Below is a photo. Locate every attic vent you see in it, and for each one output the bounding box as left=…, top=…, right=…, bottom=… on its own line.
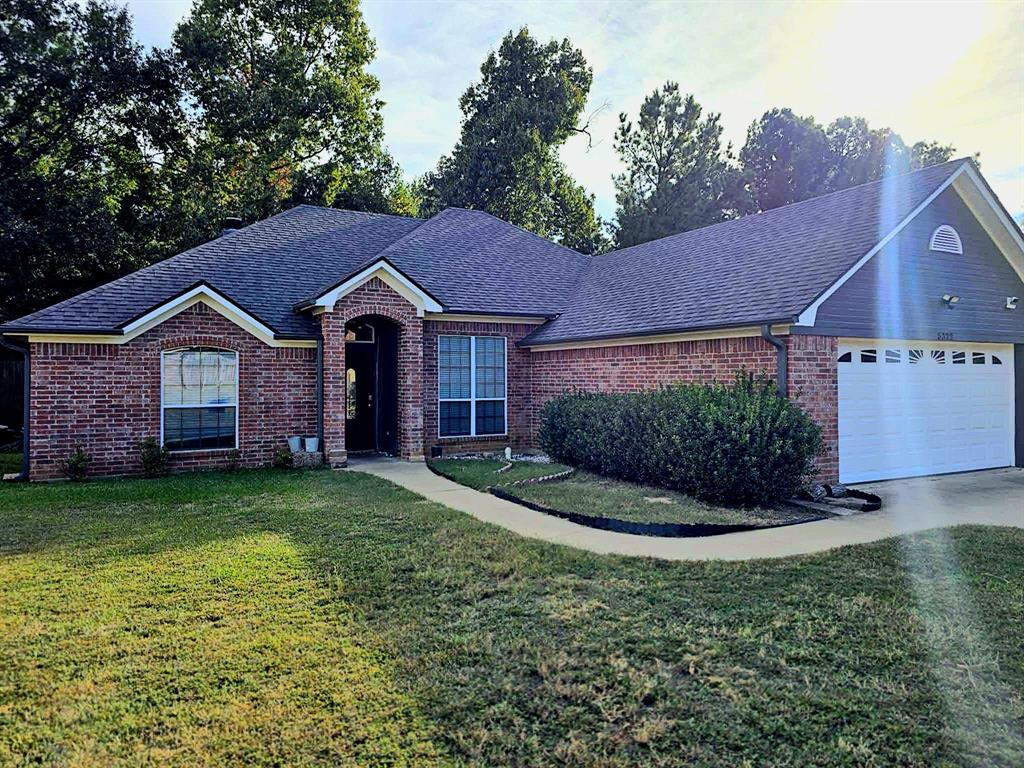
left=929, top=225, right=963, bottom=254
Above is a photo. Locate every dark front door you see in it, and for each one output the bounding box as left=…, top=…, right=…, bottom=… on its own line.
left=345, top=343, right=376, bottom=452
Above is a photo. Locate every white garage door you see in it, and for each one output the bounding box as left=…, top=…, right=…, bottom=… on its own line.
left=838, top=341, right=1015, bottom=483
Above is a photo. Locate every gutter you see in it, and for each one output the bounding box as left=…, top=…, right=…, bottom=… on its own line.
left=760, top=325, right=787, bottom=397
left=0, top=335, right=29, bottom=480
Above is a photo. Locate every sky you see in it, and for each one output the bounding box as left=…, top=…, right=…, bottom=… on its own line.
left=126, top=0, right=1024, bottom=221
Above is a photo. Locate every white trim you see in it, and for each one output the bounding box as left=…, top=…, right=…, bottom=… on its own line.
left=312, top=260, right=443, bottom=317
left=424, top=312, right=548, bottom=325
left=160, top=346, right=240, bottom=453
left=523, top=325, right=791, bottom=352
left=437, top=334, right=508, bottom=439
left=19, top=285, right=317, bottom=348
left=954, top=166, right=1024, bottom=283
left=796, top=164, right=969, bottom=327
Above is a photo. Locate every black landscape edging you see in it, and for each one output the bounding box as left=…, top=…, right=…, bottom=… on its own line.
left=487, top=486, right=827, bottom=539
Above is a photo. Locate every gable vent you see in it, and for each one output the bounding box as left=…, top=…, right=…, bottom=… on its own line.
left=929, top=225, right=963, bottom=254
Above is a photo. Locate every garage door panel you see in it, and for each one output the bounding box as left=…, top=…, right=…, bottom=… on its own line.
left=838, top=341, right=1014, bottom=483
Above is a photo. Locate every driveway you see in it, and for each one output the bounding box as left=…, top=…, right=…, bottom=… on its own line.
left=351, top=460, right=1024, bottom=562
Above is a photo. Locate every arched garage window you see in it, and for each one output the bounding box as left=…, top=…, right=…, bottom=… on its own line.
left=161, top=347, right=238, bottom=451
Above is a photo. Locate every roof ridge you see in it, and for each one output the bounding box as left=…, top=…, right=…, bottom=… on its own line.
left=289, top=203, right=424, bottom=223
left=440, top=206, right=589, bottom=260
left=599, top=157, right=970, bottom=261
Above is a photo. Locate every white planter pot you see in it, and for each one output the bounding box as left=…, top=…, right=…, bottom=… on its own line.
left=304, top=437, right=319, bottom=453
left=287, top=436, right=302, bottom=453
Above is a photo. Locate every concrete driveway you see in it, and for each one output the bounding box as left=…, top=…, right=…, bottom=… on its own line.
left=350, top=459, right=1024, bottom=562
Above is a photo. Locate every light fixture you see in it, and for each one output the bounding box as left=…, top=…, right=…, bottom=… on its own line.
left=1007, top=296, right=1019, bottom=310
left=942, top=294, right=961, bottom=308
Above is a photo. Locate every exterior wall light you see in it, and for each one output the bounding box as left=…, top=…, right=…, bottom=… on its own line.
left=941, top=294, right=961, bottom=308
left=1007, top=296, right=1019, bottom=310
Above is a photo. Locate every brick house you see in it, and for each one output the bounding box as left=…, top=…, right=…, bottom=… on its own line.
left=3, top=158, right=1023, bottom=483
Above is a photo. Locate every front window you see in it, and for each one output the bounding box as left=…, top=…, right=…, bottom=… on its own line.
left=438, top=335, right=506, bottom=437
left=162, top=348, right=238, bottom=451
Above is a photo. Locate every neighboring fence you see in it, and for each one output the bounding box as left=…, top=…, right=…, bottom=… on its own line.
left=0, top=355, right=24, bottom=433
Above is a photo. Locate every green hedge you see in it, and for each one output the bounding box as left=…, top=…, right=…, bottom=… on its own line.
left=538, top=374, right=822, bottom=507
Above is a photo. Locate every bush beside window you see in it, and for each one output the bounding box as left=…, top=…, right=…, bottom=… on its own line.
left=538, top=374, right=822, bottom=508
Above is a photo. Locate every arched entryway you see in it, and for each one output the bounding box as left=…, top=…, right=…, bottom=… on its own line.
left=344, top=314, right=399, bottom=455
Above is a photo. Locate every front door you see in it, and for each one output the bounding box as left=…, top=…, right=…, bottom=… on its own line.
left=345, top=343, right=376, bottom=452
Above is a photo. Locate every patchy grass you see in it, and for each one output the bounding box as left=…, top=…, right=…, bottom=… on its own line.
left=511, top=471, right=819, bottom=526
left=0, top=452, right=20, bottom=475
left=0, top=469, right=1021, bottom=767
left=427, top=457, right=569, bottom=490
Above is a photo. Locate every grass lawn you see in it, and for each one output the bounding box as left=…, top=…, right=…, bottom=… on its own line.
left=511, top=471, right=819, bottom=526
left=0, top=452, right=20, bottom=475
left=0, top=470, right=1022, bottom=766
left=427, top=457, right=569, bottom=490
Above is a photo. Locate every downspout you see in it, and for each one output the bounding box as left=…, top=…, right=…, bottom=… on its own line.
left=0, top=336, right=29, bottom=481
left=760, top=325, right=787, bottom=397
left=315, top=332, right=324, bottom=457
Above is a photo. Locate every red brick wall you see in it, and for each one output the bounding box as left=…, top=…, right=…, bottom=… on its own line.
left=422, top=320, right=537, bottom=455
left=320, top=277, right=424, bottom=465
left=29, top=303, right=316, bottom=480
left=787, top=334, right=839, bottom=482
left=530, top=336, right=778, bottom=438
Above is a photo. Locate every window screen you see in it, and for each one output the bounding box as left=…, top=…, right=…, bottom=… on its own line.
left=437, top=336, right=506, bottom=437
left=162, top=348, right=237, bottom=451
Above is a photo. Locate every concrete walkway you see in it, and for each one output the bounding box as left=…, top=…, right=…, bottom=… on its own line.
left=349, top=459, right=1024, bottom=562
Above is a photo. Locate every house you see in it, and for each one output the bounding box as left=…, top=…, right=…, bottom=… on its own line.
left=2, top=158, right=1022, bottom=484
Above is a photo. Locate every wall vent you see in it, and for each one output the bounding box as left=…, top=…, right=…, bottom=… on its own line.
left=929, top=224, right=963, bottom=254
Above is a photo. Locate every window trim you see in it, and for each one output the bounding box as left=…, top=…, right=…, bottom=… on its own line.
left=160, top=346, right=240, bottom=453
left=437, top=335, right=508, bottom=439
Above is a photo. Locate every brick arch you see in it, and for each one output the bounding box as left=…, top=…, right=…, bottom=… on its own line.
left=320, top=277, right=425, bottom=466
left=159, top=336, right=242, bottom=352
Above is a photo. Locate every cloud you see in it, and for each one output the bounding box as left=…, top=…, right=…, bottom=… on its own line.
left=124, top=0, right=1024, bottom=219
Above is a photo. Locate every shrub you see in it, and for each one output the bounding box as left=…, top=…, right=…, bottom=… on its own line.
left=272, top=446, right=294, bottom=469
left=539, top=374, right=822, bottom=507
left=138, top=438, right=169, bottom=478
left=61, top=446, right=91, bottom=482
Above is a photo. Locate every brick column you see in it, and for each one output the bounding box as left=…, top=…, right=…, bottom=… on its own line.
left=319, top=311, right=348, bottom=467
left=787, top=334, right=839, bottom=483
left=397, top=314, right=424, bottom=460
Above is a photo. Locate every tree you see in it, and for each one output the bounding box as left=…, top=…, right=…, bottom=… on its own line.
left=825, top=116, right=955, bottom=191
left=418, top=28, right=606, bottom=253
left=739, top=109, right=957, bottom=212
left=738, top=108, right=830, bottom=212
left=0, top=0, right=181, bottom=322
left=167, top=0, right=412, bottom=250
left=612, top=82, right=743, bottom=249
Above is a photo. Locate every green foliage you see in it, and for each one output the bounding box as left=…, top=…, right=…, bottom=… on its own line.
left=612, top=82, right=746, bottom=248
left=60, top=446, right=91, bottom=482
left=137, top=437, right=169, bottom=478
left=0, top=0, right=413, bottom=324
left=539, top=374, right=823, bottom=507
left=272, top=446, right=294, bottom=469
left=166, top=0, right=411, bottom=248
left=740, top=108, right=957, bottom=211
left=0, top=0, right=184, bottom=323
left=418, top=28, right=607, bottom=254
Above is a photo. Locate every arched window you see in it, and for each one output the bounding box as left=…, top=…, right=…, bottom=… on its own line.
left=161, top=347, right=238, bottom=451
left=929, top=225, right=963, bottom=254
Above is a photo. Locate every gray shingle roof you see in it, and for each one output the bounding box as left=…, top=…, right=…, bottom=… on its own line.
left=1, top=206, right=423, bottom=338
left=2, top=159, right=972, bottom=344
left=522, top=159, right=967, bottom=346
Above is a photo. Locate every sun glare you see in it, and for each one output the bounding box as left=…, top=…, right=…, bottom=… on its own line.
left=817, top=1, right=990, bottom=109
